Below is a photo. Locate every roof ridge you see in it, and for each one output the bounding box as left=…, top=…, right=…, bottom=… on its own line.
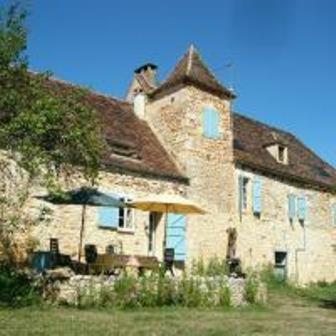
left=192, top=46, right=232, bottom=92
left=29, top=69, right=131, bottom=106
left=233, top=112, right=336, bottom=170
left=46, top=73, right=131, bottom=106
left=186, top=44, right=194, bottom=76
left=233, top=111, right=294, bottom=138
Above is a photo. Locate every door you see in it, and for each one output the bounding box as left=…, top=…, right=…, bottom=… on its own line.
left=148, top=212, right=158, bottom=255
left=274, top=251, right=288, bottom=280
left=166, top=213, right=186, bottom=261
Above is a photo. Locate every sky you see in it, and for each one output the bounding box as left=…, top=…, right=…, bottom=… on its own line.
left=4, top=0, right=336, bottom=166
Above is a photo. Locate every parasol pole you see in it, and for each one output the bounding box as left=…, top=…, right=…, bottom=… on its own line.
left=78, top=203, right=87, bottom=263
left=163, top=203, right=168, bottom=252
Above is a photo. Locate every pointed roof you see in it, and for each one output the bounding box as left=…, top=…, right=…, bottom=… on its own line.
left=151, top=45, right=236, bottom=99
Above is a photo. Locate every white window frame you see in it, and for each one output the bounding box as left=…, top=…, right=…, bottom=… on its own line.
left=118, top=197, right=134, bottom=231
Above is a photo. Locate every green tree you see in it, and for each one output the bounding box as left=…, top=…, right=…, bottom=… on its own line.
left=0, top=2, right=103, bottom=184
left=0, top=3, right=104, bottom=265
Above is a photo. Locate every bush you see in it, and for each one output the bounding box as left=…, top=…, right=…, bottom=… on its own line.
left=71, top=270, right=234, bottom=309
left=113, top=274, right=138, bottom=308
left=0, top=266, right=41, bottom=307
left=245, top=272, right=260, bottom=304
left=191, top=257, right=229, bottom=277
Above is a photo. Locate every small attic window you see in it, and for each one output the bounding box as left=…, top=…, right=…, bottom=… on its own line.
left=278, top=146, right=285, bottom=163
left=265, top=143, right=288, bottom=165
left=106, top=138, right=141, bottom=160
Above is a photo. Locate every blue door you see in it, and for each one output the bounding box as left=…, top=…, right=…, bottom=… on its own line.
left=166, top=213, right=186, bottom=261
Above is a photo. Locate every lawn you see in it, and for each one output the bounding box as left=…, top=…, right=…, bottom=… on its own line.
left=0, top=292, right=335, bottom=336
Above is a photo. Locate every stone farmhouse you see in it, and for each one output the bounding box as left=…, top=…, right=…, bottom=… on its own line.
left=29, top=45, right=336, bottom=284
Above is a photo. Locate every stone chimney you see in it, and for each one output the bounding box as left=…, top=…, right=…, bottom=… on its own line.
left=134, top=63, right=158, bottom=87
left=125, top=63, right=158, bottom=103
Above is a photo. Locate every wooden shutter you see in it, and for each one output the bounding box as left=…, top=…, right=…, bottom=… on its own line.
left=332, top=204, right=336, bottom=227
left=297, top=196, right=307, bottom=221
left=203, top=107, right=219, bottom=139
left=166, top=213, right=186, bottom=261
left=98, top=193, right=121, bottom=228
left=288, top=194, right=296, bottom=220
left=253, top=177, right=262, bottom=214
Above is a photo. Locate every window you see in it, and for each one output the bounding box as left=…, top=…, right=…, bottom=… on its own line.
left=98, top=196, right=134, bottom=230
left=278, top=146, right=285, bottom=163
left=148, top=212, right=159, bottom=255
left=266, top=143, right=288, bottom=164
left=239, top=176, right=249, bottom=212
left=118, top=198, right=134, bottom=230
left=203, top=107, right=220, bottom=139
left=242, top=177, right=249, bottom=210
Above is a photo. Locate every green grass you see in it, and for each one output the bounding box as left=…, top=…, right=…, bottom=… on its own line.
left=0, top=292, right=335, bottom=336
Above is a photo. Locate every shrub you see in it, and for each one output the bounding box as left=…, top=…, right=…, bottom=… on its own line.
left=218, top=280, right=231, bottom=307
left=0, top=266, right=41, bottom=307
left=177, top=275, right=206, bottom=307
left=191, top=257, right=229, bottom=277
left=113, top=274, right=138, bottom=308
left=245, top=272, right=259, bottom=304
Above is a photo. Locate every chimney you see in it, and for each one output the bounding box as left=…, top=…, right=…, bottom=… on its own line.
left=125, top=63, right=158, bottom=104
left=134, top=63, right=158, bottom=87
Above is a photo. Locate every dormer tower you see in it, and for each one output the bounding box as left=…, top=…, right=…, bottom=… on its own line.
left=145, top=45, right=237, bottom=262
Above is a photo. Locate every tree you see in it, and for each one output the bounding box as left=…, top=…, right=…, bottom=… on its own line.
left=0, top=3, right=104, bottom=264
left=0, top=3, right=103, bottom=184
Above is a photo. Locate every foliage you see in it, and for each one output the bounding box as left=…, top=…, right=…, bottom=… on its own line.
left=0, top=265, right=41, bottom=307
left=0, top=3, right=103, bottom=183
left=73, top=271, right=233, bottom=309
left=245, top=272, right=260, bottom=304
left=0, top=2, right=104, bottom=264
left=191, top=257, right=230, bottom=277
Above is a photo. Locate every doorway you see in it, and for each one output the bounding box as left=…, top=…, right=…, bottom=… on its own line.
left=148, top=212, right=158, bottom=256
left=274, top=251, right=288, bottom=280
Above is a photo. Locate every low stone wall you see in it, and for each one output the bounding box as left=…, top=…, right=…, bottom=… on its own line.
left=40, top=267, right=267, bottom=307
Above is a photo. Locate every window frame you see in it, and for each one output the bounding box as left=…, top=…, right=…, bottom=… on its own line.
left=118, top=197, right=135, bottom=231
left=242, top=177, right=249, bottom=211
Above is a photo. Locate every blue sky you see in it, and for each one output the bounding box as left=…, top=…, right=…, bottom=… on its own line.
left=7, top=0, right=336, bottom=166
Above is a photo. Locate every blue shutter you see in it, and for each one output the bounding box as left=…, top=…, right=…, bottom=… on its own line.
left=253, top=177, right=262, bottom=214
left=166, top=213, right=186, bottom=261
left=203, top=107, right=219, bottom=139
left=288, top=194, right=296, bottom=220
left=98, top=193, right=120, bottom=228
left=211, top=108, right=220, bottom=138
left=297, top=196, right=307, bottom=221
left=332, top=204, right=336, bottom=227
left=98, top=206, right=119, bottom=228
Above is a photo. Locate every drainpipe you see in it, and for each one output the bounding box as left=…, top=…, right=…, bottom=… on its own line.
left=294, top=222, right=307, bottom=283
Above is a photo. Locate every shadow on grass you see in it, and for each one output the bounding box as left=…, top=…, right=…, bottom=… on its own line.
left=319, top=299, right=336, bottom=310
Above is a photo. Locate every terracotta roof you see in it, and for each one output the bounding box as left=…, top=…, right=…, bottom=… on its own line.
left=151, top=45, right=236, bottom=99
left=45, top=78, right=187, bottom=183
left=233, top=113, right=336, bottom=191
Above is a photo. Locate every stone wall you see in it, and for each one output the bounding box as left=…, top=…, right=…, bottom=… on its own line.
left=146, top=86, right=236, bottom=263
left=145, top=84, right=336, bottom=284
left=234, top=166, right=336, bottom=284
left=29, top=171, right=186, bottom=262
